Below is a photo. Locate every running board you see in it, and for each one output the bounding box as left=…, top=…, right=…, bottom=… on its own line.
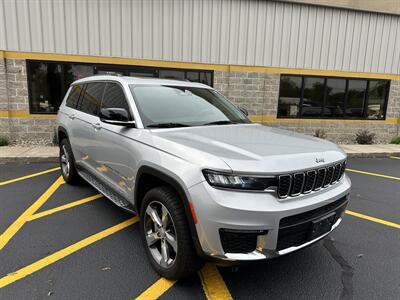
left=79, top=169, right=135, bottom=213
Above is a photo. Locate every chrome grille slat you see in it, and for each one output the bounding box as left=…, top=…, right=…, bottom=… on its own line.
left=277, top=160, right=346, bottom=199
left=303, top=170, right=317, bottom=193
left=278, top=174, right=292, bottom=199
left=291, top=172, right=305, bottom=196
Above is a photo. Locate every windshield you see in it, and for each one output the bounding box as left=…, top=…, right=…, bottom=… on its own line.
left=129, top=85, right=250, bottom=128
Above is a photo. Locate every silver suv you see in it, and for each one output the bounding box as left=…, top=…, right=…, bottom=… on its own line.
left=57, top=75, right=351, bottom=279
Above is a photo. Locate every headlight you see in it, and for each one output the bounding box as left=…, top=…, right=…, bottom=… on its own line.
left=202, top=170, right=277, bottom=191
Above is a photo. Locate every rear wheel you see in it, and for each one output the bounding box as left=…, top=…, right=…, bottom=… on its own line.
left=140, top=186, right=203, bottom=279
left=59, top=139, right=80, bottom=184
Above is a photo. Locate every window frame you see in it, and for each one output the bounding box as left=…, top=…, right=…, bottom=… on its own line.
left=277, top=74, right=391, bottom=120
left=100, top=81, right=135, bottom=122
left=77, top=81, right=105, bottom=117
left=27, top=60, right=214, bottom=114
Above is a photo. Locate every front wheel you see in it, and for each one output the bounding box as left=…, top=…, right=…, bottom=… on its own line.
left=140, top=186, right=203, bottom=279
left=59, top=139, right=80, bottom=184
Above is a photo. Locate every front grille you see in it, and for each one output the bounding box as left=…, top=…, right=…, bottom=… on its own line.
left=291, top=173, right=305, bottom=196
left=220, top=229, right=265, bottom=253
left=277, top=160, right=346, bottom=199
left=277, top=196, right=348, bottom=250
left=278, top=175, right=292, bottom=198
left=303, top=170, right=316, bottom=193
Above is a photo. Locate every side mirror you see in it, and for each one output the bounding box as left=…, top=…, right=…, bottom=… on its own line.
left=238, top=106, right=249, bottom=116
left=100, top=108, right=136, bottom=127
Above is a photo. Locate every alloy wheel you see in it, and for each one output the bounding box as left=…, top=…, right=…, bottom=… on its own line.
left=60, top=145, right=70, bottom=178
left=144, top=201, right=178, bottom=268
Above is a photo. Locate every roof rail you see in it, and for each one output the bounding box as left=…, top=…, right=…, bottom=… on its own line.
left=93, top=72, right=123, bottom=77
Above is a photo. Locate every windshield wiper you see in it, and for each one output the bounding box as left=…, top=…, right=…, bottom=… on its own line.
left=147, top=122, right=191, bottom=128
left=203, top=120, right=238, bottom=126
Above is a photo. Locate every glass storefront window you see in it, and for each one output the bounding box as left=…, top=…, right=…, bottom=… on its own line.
left=277, top=76, right=302, bottom=117
left=29, top=61, right=64, bottom=113
left=277, top=75, right=389, bottom=120
left=302, top=77, right=325, bottom=117
left=346, top=80, right=366, bottom=118
left=27, top=60, right=213, bottom=114
left=367, top=80, right=387, bottom=119
left=325, top=78, right=346, bottom=117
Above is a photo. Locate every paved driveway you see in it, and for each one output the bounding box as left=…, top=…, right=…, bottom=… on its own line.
left=0, top=158, right=399, bottom=299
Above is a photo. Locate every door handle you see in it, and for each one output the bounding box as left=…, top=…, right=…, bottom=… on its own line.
left=92, top=122, right=102, bottom=130
left=69, top=114, right=76, bottom=120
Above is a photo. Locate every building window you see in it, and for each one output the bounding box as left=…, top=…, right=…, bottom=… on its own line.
left=277, top=75, right=390, bottom=120
left=27, top=60, right=213, bottom=114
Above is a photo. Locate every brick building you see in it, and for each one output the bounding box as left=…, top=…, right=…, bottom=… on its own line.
left=0, top=0, right=399, bottom=144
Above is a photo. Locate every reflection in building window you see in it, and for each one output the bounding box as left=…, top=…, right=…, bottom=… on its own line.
left=27, top=60, right=213, bottom=114
left=277, top=75, right=389, bottom=120
left=277, top=76, right=302, bottom=117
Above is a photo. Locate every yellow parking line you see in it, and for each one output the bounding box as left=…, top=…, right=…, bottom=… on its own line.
left=346, top=168, right=400, bottom=181
left=0, top=176, right=64, bottom=250
left=0, top=167, right=60, bottom=186
left=199, top=264, right=233, bottom=300
left=0, top=217, right=139, bottom=288
left=27, top=194, right=104, bottom=221
left=389, top=156, right=400, bottom=160
left=135, top=278, right=177, bottom=300
left=345, top=210, right=400, bottom=229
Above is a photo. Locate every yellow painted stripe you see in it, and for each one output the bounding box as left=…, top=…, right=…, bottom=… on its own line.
left=3, top=50, right=400, bottom=80
left=389, top=156, right=400, bottom=160
left=199, top=264, right=233, bottom=300
left=27, top=194, right=104, bottom=221
left=0, top=110, right=57, bottom=119
left=0, top=167, right=60, bottom=186
left=0, top=176, right=64, bottom=250
left=346, top=168, right=400, bottom=181
left=345, top=210, right=400, bottom=229
left=2, top=109, right=399, bottom=124
left=0, top=217, right=139, bottom=288
left=135, top=278, right=177, bottom=300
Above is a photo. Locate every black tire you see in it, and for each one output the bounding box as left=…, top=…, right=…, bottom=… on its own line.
left=140, top=186, right=203, bottom=279
left=59, top=138, right=80, bottom=184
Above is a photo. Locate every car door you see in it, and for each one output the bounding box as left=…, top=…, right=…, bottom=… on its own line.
left=72, top=82, right=105, bottom=171
left=91, top=82, right=138, bottom=200
left=61, top=84, right=84, bottom=158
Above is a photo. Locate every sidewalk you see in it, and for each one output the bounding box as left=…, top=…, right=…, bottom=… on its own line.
left=0, top=146, right=59, bottom=163
left=1, top=144, right=400, bottom=163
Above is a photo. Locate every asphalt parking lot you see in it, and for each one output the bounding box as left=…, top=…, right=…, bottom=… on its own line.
left=0, top=158, right=399, bottom=299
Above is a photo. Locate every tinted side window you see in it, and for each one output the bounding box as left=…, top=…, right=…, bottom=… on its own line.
left=79, top=82, right=105, bottom=116
left=66, top=85, right=83, bottom=109
left=101, top=83, right=130, bottom=112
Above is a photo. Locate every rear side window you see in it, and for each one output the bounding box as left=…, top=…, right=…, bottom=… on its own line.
left=79, top=82, right=105, bottom=116
left=66, top=85, right=83, bottom=109
left=101, top=83, right=130, bottom=112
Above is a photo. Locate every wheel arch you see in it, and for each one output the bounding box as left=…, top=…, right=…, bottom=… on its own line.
left=57, top=126, right=69, bottom=144
left=134, top=165, right=204, bottom=256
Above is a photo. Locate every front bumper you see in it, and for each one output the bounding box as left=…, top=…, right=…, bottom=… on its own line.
left=188, top=174, right=351, bottom=261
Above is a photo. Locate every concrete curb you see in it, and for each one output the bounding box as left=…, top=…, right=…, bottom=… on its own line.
left=0, top=157, right=59, bottom=164
left=346, top=152, right=400, bottom=158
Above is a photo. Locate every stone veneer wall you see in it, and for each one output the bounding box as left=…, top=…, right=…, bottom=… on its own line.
left=214, top=71, right=399, bottom=144
left=0, top=58, right=10, bottom=138
left=0, top=60, right=398, bottom=144
left=0, top=59, right=56, bottom=144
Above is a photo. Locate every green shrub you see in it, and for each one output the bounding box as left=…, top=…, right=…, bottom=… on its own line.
left=355, top=130, right=375, bottom=145
left=390, top=136, right=400, bottom=144
left=0, top=136, right=9, bottom=146
left=314, top=129, right=327, bottom=139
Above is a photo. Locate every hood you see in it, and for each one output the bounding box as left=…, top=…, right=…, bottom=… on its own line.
left=150, top=124, right=346, bottom=173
